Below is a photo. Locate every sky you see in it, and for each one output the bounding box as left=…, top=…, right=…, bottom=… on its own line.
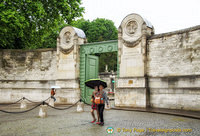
left=81, top=0, right=200, bottom=34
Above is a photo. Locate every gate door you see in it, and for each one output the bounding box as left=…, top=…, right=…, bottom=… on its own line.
left=80, top=40, right=118, bottom=104
left=85, top=55, right=99, bottom=104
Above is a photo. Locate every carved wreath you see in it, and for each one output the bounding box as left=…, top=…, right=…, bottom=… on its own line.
left=122, top=35, right=143, bottom=48
left=59, top=46, right=74, bottom=54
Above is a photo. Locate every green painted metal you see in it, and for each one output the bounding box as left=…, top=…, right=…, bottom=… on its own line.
left=85, top=55, right=99, bottom=103
left=80, top=40, right=118, bottom=103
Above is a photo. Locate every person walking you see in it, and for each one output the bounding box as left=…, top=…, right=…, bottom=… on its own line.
left=51, top=88, right=56, bottom=102
left=90, top=86, right=100, bottom=124
left=97, top=85, right=109, bottom=126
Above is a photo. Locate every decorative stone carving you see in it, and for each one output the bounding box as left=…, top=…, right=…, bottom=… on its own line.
left=59, top=31, right=74, bottom=54
left=58, top=27, right=86, bottom=55
left=64, top=31, right=71, bottom=43
left=122, top=35, right=143, bottom=48
left=125, top=20, right=138, bottom=35
left=119, top=13, right=154, bottom=48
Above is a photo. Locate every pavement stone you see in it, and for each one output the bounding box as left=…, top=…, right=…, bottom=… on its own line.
left=0, top=104, right=200, bottom=136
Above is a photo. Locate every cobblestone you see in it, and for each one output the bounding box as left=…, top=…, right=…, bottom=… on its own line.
left=0, top=105, right=200, bottom=136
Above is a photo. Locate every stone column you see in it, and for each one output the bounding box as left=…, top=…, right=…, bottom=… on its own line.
left=56, top=26, right=86, bottom=104
left=116, top=13, right=154, bottom=108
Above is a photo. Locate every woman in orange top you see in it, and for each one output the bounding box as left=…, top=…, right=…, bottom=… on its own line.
left=90, top=86, right=100, bottom=124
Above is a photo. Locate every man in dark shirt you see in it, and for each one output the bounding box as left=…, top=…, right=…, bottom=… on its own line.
left=97, top=85, right=109, bottom=126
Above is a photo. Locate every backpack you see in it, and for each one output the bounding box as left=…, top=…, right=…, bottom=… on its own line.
left=94, top=91, right=104, bottom=104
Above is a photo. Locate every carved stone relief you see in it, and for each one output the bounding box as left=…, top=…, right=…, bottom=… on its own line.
left=59, top=30, right=75, bottom=54
left=125, top=21, right=138, bottom=36
left=119, top=14, right=154, bottom=49
left=64, top=31, right=71, bottom=43
left=122, top=35, right=143, bottom=48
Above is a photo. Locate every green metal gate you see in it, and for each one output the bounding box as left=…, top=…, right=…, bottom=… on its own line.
left=80, top=40, right=118, bottom=104
left=85, top=55, right=99, bottom=103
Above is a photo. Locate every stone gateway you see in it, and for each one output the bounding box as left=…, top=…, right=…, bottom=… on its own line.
left=0, top=13, right=200, bottom=111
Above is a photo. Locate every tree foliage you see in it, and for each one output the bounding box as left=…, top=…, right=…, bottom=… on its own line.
left=72, top=18, right=117, bottom=43
left=72, top=18, right=118, bottom=72
left=0, top=0, right=84, bottom=49
left=97, top=52, right=117, bottom=72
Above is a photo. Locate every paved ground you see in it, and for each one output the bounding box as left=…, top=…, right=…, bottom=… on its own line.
left=0, top=104, right=200, bottom=136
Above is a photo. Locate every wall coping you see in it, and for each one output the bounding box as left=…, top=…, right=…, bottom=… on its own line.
left=149, top=25, right=200, bottom=39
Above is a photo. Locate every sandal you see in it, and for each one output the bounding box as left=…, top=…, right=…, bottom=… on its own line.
left=96, top=122, right=100, bottom=124
left=91, top=119, right=96, bottom=123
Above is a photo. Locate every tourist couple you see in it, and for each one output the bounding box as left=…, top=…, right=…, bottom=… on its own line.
left=91, top=85, right=109, bottom=126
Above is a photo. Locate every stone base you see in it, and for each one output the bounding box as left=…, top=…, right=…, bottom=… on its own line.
left=20, top=100, right=27, bottom=109
left=77, top=102, right=84, bottom=112
left=39, top=105, right=47, bottom=118
left=150, top=88, right=200, bottom=111
left=115, top=88, right=147, bottom=108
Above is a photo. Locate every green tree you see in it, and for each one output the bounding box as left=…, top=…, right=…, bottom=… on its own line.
left=0, top=0, right=84, bottom=49
left=72, top=18, right=118, bottom=72
left=72, top=18, right=117, bottom=43
left=97, top=52, right=117, bottom=72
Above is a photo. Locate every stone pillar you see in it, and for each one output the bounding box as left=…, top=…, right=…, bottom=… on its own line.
left=116, top=13, right=154, bottom=108
left=56, top=26, right=86, bottom=104
left=76, top=101, right=84, bottom=112
left=39, top=105, right=47, bottom=118
left=20, top=99, right=27, bottom=109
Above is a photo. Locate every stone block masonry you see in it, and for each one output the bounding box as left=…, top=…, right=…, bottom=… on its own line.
left=148, top=26, right=200, bottom=77
left=0, top=49, right=57, bottom=103
left=147, top=26, right=200, bottom=111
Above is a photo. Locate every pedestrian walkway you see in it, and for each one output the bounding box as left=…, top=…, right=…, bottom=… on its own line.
left=112, top=106, right=200, bottom=120
left=0, top=105, right=200, bottom=136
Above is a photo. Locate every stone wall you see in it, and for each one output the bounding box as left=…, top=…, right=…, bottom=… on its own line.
left=0, top=26, right=86, bottom=104
left=148, top=26, right=200, bottom=111
left=148, top=26, right=200, bottom=76
left=115, top=13, right=200, bottom=111
left=0, top=49, right=57, bottom=102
